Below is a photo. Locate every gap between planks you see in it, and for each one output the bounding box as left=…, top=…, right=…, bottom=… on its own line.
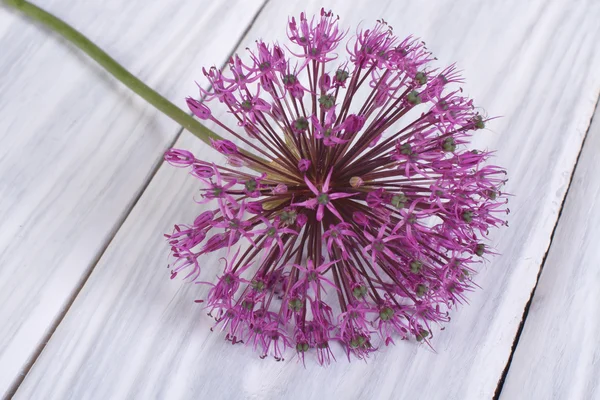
left=492, top=90, right=600, bottom=400
left=3, top=1, right=270, bottom=398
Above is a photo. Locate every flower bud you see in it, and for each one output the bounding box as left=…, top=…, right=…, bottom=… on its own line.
left=353, top=211, right=368, bottom=226
left=273, top=184, right=288, bottom=194
left=210, top=139, right=239, bottom=155
left=186, top=97, right=212, bottom=120
left=164, top=149, right=195, bottom=167
left=298, top=159, right=311, bottom=172
left=349, top=176, right=363, bottom=188
left=190, top=163, right=214, bottom=178
left=319, top=73, right=331, bottom=91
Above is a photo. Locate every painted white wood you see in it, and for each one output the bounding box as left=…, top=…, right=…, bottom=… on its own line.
left=0, top=0, right=265, bottom=397
left=500, top=103, right=600, bottom=398
left=13, top=0, right=600, bottom=399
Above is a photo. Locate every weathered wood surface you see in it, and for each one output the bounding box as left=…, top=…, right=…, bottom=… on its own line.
left=0, top=0, right=265, bottom=397
left=4, top=0, right=600, bottom=399
left=500, top=101, right=600, bottom=399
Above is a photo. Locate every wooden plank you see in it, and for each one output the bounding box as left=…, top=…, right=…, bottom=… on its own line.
left=14, top=0, right=600, bottom=399
left=499, top=102, right=600, bottom=398
left=0, top=0, right=265, bottom=397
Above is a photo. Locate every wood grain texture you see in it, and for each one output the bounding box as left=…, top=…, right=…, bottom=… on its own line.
left=0, top=0, right=265, bottom=397
left=500, top=102, right=600, bottom=398
left=13, top=0, right=600, bottom=399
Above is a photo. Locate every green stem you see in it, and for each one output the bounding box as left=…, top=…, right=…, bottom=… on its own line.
left=3, top=0, right=225, bottom=146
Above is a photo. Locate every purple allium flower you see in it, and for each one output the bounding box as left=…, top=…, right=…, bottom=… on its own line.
left=165, top=9, right=508, bottom=365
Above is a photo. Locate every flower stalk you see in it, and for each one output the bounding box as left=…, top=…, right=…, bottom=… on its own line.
left=2, top=0, right=225, bottom=147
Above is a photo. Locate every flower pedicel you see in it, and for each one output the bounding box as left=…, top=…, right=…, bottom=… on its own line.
left=165, top=9, right=508, bottom=365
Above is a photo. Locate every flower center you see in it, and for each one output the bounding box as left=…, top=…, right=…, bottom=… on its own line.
left=379, top=306, right=394, bottom=321
left=335, top=69, right=349, bottom=82
left=350, top=335, right=368, bottom=348
left=319, top=94, right=335, bottom=110
left=352, top=285, right=367, bottom=299
left=317, top=193, right=330, bottom=205
left=288, top=298, right=304, bottom=312
left=283, top=74, right=297, bottom=85
left=245, top=179, right=257, bottom=191
left=373, top=240, right=386, bottom=252
left=293, top=117, right=309, bottom=131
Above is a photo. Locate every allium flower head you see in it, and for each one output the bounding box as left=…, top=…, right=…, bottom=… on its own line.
left=165, top=9, right=508, bottom=365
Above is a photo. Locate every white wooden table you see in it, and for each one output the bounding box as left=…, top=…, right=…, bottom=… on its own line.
left=1, top=0, right=599, bottom=399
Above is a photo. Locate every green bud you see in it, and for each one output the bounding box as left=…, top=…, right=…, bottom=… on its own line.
left=410, top=260, right=423, bottom=274
left=293, top=117, right=309, bottom=131
left=400, top=143, right=413, bottom=155
left=317, top=193, right=330, bottom=205
left=415, top=71, right=427, bottom=85
left=350, top=335, right=367, bottom=348
left=352, top=285, right=368, bottom=299
left=379, top=307, right=395, bottom=321
left=416, top=329, right=430, bottom=341
left=244, top=179, right=257, bottom=192
left=407, top=90, right=421, bottom=105
left=475, top=243, right=485, bottom=257
left=486, top=190, right=497, bottom=200
left=296, top=342, right=309, bottom=352
left=416, top=284, right=428, bottom=297
left=251, top=280, right=265, bottom=292
left=335, top=69, right=349, bottom=82
left=283, top=74, right=297, bottom=85
left=241, top=300, right=254, bottom=310
left=319, top=94, right=335, bottom=109
left=462, top=210, right=473, bottom=224
left=241, top=100, right=252, bottom=110
left=391, top=193, right=407, bottom=209
left=474, top=115, right=485, bottom=129
left=460, top=268, right=470, bottom=281
left=442, top=137, right=456, bottom=152
left=280, top=210, right=297, bottom=225
left=288, top=298, right=303, bottom=312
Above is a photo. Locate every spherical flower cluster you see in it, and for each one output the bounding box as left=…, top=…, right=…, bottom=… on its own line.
left=165, top=9, right=508, bottom=365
